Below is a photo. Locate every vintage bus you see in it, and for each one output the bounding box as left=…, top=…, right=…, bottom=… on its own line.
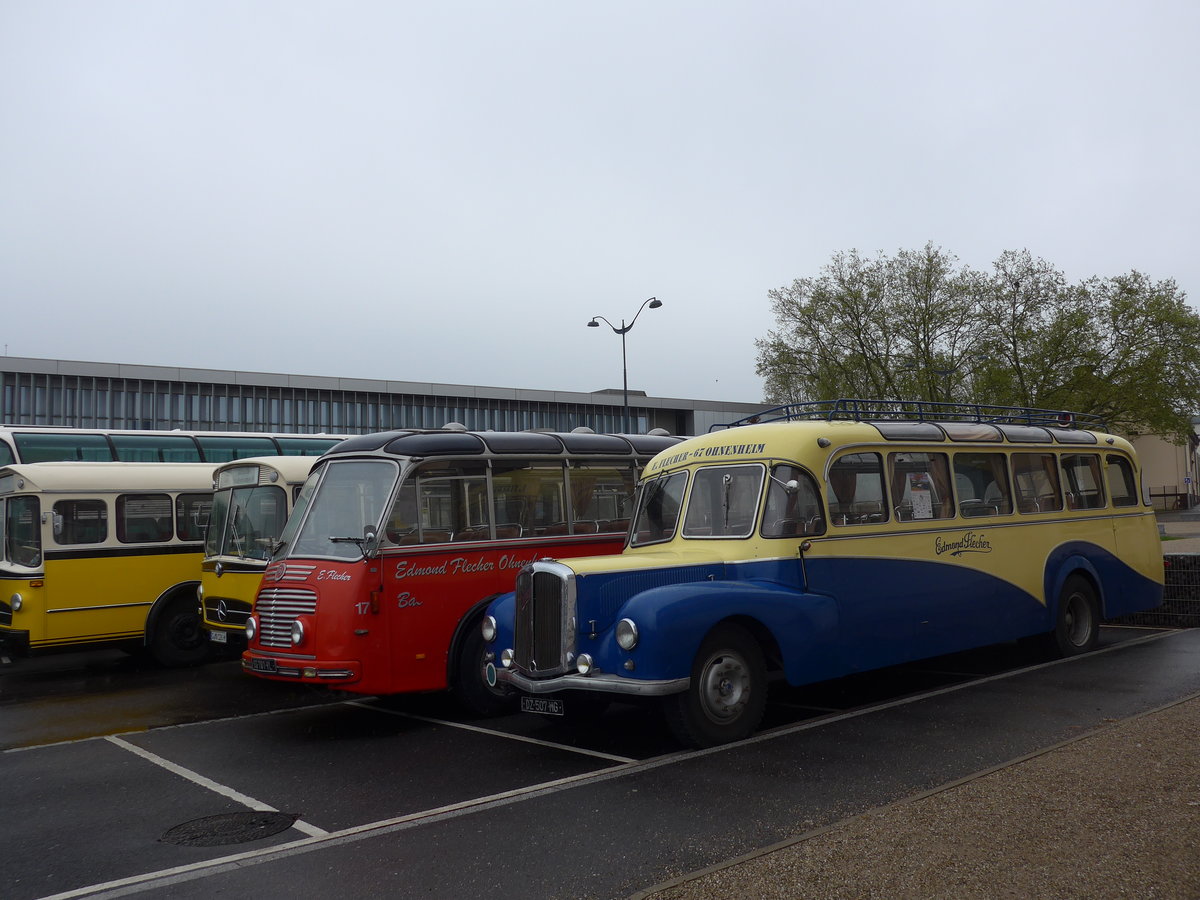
left=0, top=461, right=219, bottom=665
left=484, top=401, right=1165, bottom=747
left=240, top=427, right=683, bottom=713
left=200, top=456, right=317, bottom=651
left=0, top=426, right=347, bottom=466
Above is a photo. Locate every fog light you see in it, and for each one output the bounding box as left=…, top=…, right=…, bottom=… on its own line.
left=500, top=648, right=514, bottom=668
left=576, top=653, right=594, bottom=675
left=302, top=667, right=317, bottom=678
left=245, top=616, right=258, bottom=642
left=615, top=618, right=639, bottom=650
left=481, top=615, right=497, bottom=643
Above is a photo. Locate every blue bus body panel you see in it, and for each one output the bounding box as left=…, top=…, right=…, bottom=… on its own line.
left=487, top=540, right=1163, bottom=692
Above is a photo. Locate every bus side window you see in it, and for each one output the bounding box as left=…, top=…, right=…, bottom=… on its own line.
left=53, top=499, right=108, bottom=544
left=117, top=493, right=173, bottom=543
left=762, top=465, right=824, bottom=537
left=1061, top=454, right=1105, bottom=510
left=827, top=453, right=886, bottom=525
left=492, top=462, right=566, bottom=538
left=569, top=463, right=637, bottom=535
left=1106, top=455, right=1140, bottom=507
left=1012, top=453, right=1064, bottom=514
left=888, top=452, right=952, bottom=521
left=953, top=452, right=1013, bottom=517
left=177, top=493, right=213, bottom=541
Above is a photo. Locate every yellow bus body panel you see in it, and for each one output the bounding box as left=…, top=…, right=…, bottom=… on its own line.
left=39, top=551, right=201, bottom=647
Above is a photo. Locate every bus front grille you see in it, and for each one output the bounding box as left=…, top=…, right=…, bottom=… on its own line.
left=255, top=587, right=318, bottom=648
left=513, top=565, right=574, bottom=676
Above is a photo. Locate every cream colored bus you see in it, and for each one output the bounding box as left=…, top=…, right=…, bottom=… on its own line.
left=0, top=462, right=218, bottom=666
left=200, top=456, right=316, bottom=650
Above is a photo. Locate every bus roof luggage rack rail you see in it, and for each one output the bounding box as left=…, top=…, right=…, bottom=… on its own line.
left=711, top=399, right=1108, bottom=432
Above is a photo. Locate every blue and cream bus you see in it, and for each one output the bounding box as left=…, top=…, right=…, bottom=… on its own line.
left=483, top=401, right=1164, bottom=747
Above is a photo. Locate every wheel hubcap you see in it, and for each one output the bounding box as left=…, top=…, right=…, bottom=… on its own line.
left=698, top=651, right=750, bottom=723
left=1065, top=591, right=1092, bottom=646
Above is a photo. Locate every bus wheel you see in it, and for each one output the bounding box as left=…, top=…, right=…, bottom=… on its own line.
left=1049, top=574, right=1100, bottom=657
left=453, top=620, right=519, bottom=716
left=149, top=597, right=212, bottom=668
left=663, top=623, right=767, bottom=749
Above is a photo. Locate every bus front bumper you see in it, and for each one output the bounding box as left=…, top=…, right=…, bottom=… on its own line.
left=492, top=665, right=689, bottom=697
left=0, top=626, right=30, bottom=657
left=241, top=653, right=360, bottom=683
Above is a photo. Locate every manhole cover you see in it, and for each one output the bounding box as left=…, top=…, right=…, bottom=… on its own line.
left=160, top=811, right=300, bottom=847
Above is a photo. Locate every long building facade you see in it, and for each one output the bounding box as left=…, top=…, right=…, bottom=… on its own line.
left=0, top=356, right=768, bottom=437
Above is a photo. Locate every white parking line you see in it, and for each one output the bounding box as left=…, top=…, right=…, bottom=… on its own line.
left=105, top=736, right=328, bottom=838
left=346, top=700, right=638, bottom=764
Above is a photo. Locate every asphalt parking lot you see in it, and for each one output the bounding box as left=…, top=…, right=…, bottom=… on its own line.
left=4, top=624, right=1198, bottom=900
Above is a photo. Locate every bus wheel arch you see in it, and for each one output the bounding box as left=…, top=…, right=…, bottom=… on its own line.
left=146, top=583, right=212, bottom=668
left=663, top=620, right=768, bottom=749
left=1031, top=570, right=1101, bottom=659
left=449, top=596, right=518, bottom=716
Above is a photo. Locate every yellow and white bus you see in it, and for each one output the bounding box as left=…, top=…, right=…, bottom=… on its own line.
left=0, top=462, right=218, bottom=666
left=200, top=456, right=317, bottom=650
left=485, top=401, right=1165, bottom=747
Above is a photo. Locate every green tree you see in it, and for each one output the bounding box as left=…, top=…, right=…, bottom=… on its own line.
left=756, top=245, right=1200, bottom=443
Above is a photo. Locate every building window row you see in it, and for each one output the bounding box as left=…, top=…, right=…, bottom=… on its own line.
left=0, top=373, right=646, bottom=435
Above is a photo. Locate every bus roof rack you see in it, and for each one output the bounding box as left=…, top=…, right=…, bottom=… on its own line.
left=710, top=399, right=1108, bottom=432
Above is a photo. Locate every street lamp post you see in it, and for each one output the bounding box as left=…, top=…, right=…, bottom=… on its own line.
left=587, top=297, right=663, bottom=433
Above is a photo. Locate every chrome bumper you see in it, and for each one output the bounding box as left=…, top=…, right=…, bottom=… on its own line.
left=494, top=666, right=689, bottom=697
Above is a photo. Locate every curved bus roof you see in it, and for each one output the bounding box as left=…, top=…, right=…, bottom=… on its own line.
left=644, top=418, right=1133, bottom=477
left=0, top=427, right=350, bottom=465
left=213, top=455, right=319, bottom=487
left=0, top=461, right=219, bottom=494
left=712, top=399, right=1110, bottom=433
left=319, top=428, right=686, bottom=461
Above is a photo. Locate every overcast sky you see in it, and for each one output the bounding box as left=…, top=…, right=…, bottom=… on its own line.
left=2, top=1, right=1196, bottom=404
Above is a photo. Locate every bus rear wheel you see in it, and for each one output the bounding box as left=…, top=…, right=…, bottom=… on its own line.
left=663, top=623, right=767, bottom=749
left=149, top=596, right=212, bottom=668
left=1033, top=574, right=1100, bottom=658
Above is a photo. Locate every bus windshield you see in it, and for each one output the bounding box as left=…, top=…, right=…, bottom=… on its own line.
left=1, top=496, right=42, bottom=567
left=630, top=471, right=688, bottom=546
left=289, top=460, right=398, bottom=560
left=206, top=484, right=289, bottom=561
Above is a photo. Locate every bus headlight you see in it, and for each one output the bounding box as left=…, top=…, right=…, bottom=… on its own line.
left=576, top=653, right=594, bottom=675
left=481, top=615, right=497, bottom=643
left=615, top=618, right=639, bottom=650
left=10, top=593, right=22, bottom=612
left=291, top=618, right=306, bottom=647
left=245, top=616, right=258, bottom=642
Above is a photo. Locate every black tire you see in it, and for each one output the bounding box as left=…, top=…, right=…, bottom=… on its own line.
left=148, top=597, right=212, bottom=668
left=1049, top=574, right=1100, bottom=657
left=663, top=623, right=767, bottom=749
left=453, top=618, right=519, bottom=716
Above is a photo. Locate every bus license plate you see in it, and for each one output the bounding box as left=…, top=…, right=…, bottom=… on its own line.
left=521, top=696, right=564, bottom=716
left=248, top=657, right=277, bottom=674
left=208, top=630, right=227, bottom=644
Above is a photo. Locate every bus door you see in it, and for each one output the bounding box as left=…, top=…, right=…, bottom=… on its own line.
left=824, top=451, right=915, bottom=670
